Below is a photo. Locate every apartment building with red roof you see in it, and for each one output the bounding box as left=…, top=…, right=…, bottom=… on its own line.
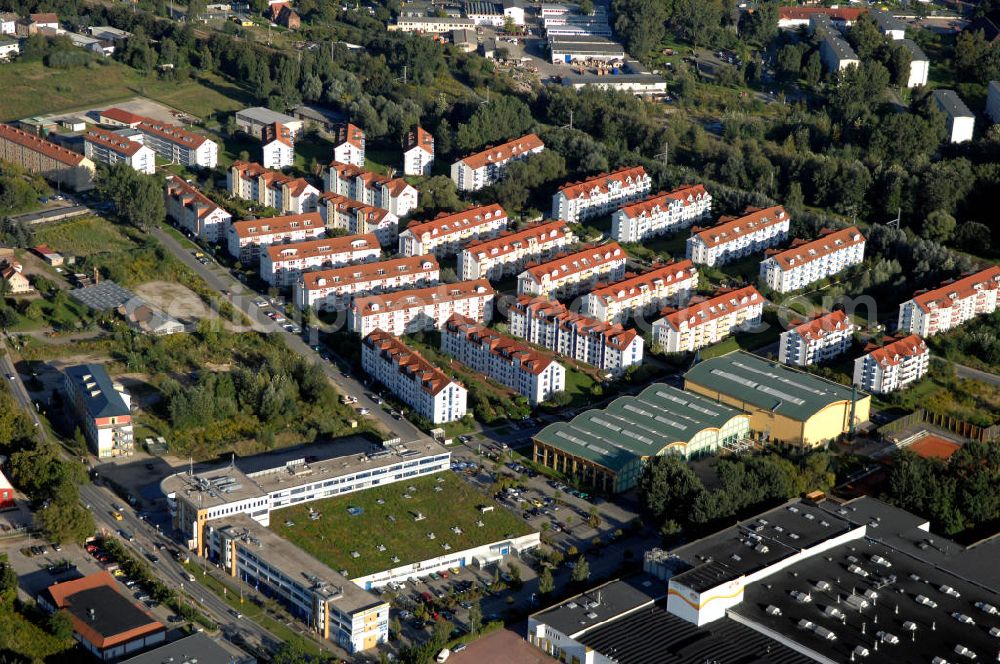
left=442, top=314, right=566, bottom=405
left=260, top=232, right=380, bottom=287
left=778, top=310, right=855, bottom=367
left=261, top=122, right=294, bottom=169
left=687, top=205, right=791, bottom=267
left=325, top=160, right=418, bottom=218
left=778, top=6, right=866, bottom=28
left=897, top=266, right=1000, bottom=337
left=612, top=184, right=712, bottom=243
left=98, top=107, right=145, bottom=128
left=853, top=334, right=929, bottom=394
left=83, top=127, right=155, bottom=174
left=581, top=260, right=699, bottom=324
left=403, top=126, right=435, bottom=176
left=227, top=212, right=326, bottom=263
left=228, top=160, right=320, bottom=215
left=652, top=285, right=765, bottom=354
left=0, top=123, right=95, bottom=190
left=759, top=226, right=866, bottom=294
left=459, top=219, right=575, bottom=281
left=517, top=242, right=627, bottom=298
left=451, top=133, right=545, bottom=192
left=551, top=165, right=652, bottom=223
left=399, top=203, right=509, bottom=257
left=98, top=109, right=218, bottom=168
left=333, top=123, right=366, bottom=167
left=0, top=469, right=14, bottom=510
left=319, top=192, right=399, bottom=247
left=164, top=176, right=233, bottom=243
left=362, top=330, right=467, bottom=423
left=294, top=254, right=439, bottom=311
left=349, top=279, right=495, bottom=337
left=509, top=295, right=643, bottom=375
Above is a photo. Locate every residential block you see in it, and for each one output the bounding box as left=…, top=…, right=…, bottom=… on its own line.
left=853, top=334, right=929, bottom=394
left=83, top=126, right=155, bottom=174
left=759, top=226, right=866, bottom=294
left=897, top=266, right=1000, bottom=337
left=164, top=176, right=232, bottom=243
left=260, top=233, right=380, bottom=287
left=581, top=260, right=699, bottom=324
left=295, top=254, right=439, bottom=311
left=652, top=286, right=765, bottom=353
left=611, top=184, right=712, bottom=244
left=398, top=204, right=509, bottom=257
left=451, top=133, right=544, bottom=192
left=686, top=205, right=790, bottom=267
left=227, top=212, right=326, bottom=264
left=459, top=219, right=574, bottom=281
left=778, top=310, right=855, bottom=367
left=349, top=280, right=495, bottom=337
left=551, top=165, right=651, bottom=223
left=517, top=243, right=627, bottom=298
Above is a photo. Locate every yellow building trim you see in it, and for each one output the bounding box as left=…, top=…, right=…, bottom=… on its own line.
left=667, top=586, right=743, bottom=610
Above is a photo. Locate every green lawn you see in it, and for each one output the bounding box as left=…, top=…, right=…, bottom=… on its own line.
left=563, top=365, right=597, bottom=405
left=33, top=216, right=136, bottom=256
left=271, top=472, right=533, bottom=580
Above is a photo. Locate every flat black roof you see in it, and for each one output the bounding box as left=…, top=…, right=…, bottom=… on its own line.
left=234, top=437, right=378, bottom=476
left=63, top=586, right=158, bottom=638
left=120, top=633, right=250, bottom=664
left=578, top=601, right=813, bottom=664
left=532, top=575, right=664, bottom=638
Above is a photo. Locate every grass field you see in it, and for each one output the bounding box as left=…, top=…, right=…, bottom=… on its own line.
left=0, top=61, right=250, bottom=121
left=33, top=216, right=136, bottom=256
left=271, top=473, right=532, bottom=580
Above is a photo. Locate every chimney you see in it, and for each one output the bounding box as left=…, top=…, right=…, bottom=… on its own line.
left=87, top=607, right=96, bottom=621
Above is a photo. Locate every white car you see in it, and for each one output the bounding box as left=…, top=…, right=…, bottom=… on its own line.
left=358, top=407, right=371, bottom=415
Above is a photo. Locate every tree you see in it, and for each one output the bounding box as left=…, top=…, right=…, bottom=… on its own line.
left=738, top=1, right=778, bottom=46
left=468, top=599, right=482, bottom=633
left=455, top=96, right=534, bottom=152
left=47, top=609, right=74, bottom=641
left=96, top=163, right=165, bottom=230
left=415, top=176, right=463, bottom=216
left=954, top=221, right=991, bottom=253
left=538, top=566, right=555, bottom=595
left=36, top=485, right=95, bottom=544
left=921, top=209, right=956, bottom=243
left=776, top=44, right=804, bottom=79
left=587, top=506, right=601, bottom=529
left=612, top=0, right=666, bottom=59
left=571, top=555, right=590, bottom=583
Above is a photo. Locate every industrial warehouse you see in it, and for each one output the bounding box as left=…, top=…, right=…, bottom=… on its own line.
left=531, top=384, right=751, bottom=493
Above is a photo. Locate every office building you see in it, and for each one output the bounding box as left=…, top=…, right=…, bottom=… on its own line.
left=0, top=123, right=95, bottom=190
left=260, top=233, right=380, bottom=287
left=295, top=254, right=438, bottom=311
left=897, top=266, right=1000, bottom=337
left=82, top=127, right=155, bottom=174
left=853, top=334, right=929, bottom=394
left=581, top=261, right=698, bottom=324
left=349, top=279, right=495, bottom=337
left=933, top=89, right=975, bottom=143
left=403, top=126, right=434, bottom=176
left=363, top=330, right=467, bottom=424
left=325, top=161, right=418, bottom=218
left=451, top=134, right=544, bottom=192
left=442, top=314, right=565, bottom=405
left=63, top=364, right=133, bottom=458
left=227, top=212, right=326, bottom=264
left=228, top=161, right=320, bottom=215
left=686, top=205, right=790, bottom=267
left=652, top=286, right=765, bottom=354
left=551, top=165, right=651, bottom=223
left=509, top=295, right=643, bottom=375
left=611, top=185, right=712, bottom=244
left=684, top=351, right=871, bottom=446
left=459, top=219, right=574, bottom=281
left=759, top=226, right=866, bottom=294
left=398, top=204, right=509, bottom=257
left=517, top=243, right=627, bottom=298
left=778, top=310, right=855, bottom=367
left=164, top=176, right=232, bottom=243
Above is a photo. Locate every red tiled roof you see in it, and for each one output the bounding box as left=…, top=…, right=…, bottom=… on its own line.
left=406, top=204, right=507, bottom=239
left=465, top=220, right=570, bottom=258
left=84, top=127, right=144, bottom=157
left=30, top=12, right=58, bottom=23
left=458, top=133, right=544, bottom=170
left=0, top=124, right=86, bottom=167
left=445, top=313, right=557, bottom=375
left=910, top=266, right=1000, bottom=313
left=865, top=334, right=927, bottom=367
left=406, top=127, right=434, bottom=155
left=618, top=184, right=710, bottom=219
left=265, top=233, right=379, bottom=262
left=354, top=280, right=494, bottom=316
left=262, top=121, right=293, bottom=147
left=138, top=118, right=210, bottom=148
left=165, top=176, right=226, bottom=219
left=336, top=123, right=365, bottom=150
left=522, top=242, right=625, bottom=282
left=587, top=260, right=698, bottom=303
left=301, top=254, right=438, bottom=290
left=231, top=212, right=324, bottom=240
left=99, top=108, right=145, bottom=126
left=691, top=205, right=788, bottom=249
left=556, top=165, right=648, bottom=201
left=764, top=226, right=865, bottom=271
left=659, top=285, right=764, bottom=330
left=779, top=6, right=866, bottom=21
left=320, top=192, right=391, bottom=224
left=232, top=161, right=314, bottom=197
left=328, top=160, right=412, bottom=197
left=790, top=310, right=852, bottom=341
left=364, top=329, right=459, bottom=396
left=514, top=295, right=639, bottom=350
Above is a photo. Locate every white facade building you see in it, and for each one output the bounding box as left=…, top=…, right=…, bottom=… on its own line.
left=260, top=233, right=381, bottom=287
left=362, top=330, right=467, bottom=424
left=349, top=279, right=495, bottom=337
left=82, top=127, right=156, bottom=174
left=332, top=123, right=365, bottom=167
left=325, top=161, right=418, bottom=218
left=759, top=226, right=866, bottom=294
left=64, top=364, right=133, bottom=458
left=0, top=37, right=18, bottom=59
left=652, top=286, right=765, bottom=354
left=164, top=176, right=232, bottom=243
left=778, top=310, right=855, bottom=367
left=135, top=117, right=217, bottom=168
left=295, top=254, right=439, bottom=311
left=819, top=32, right=860, bottom=72
left=459, top=219, right=574, bottom=281
left=451, top=133, right=545, bottom=192
left=611, top=184, right=712, bottom=244
left=234, top=107, right=303, bottom=139
left=228, top=161, right=320, bottom=215
left=517, top=243, right=627, bottom=298
left=900, top=39, right=929, bottom=88
left=933, top=89, right=975, bottom=143
left=581, top=260, right=699, bottom=324
left=897, top=266, right=1000, bottom=337
left=871, top=9, right=906, bottom=39
left=261, top=122, right=294, bottom=169
left=403, top=127, right=434, bottom=176
left=686, top=205, right=790, bottom=267
left=551, top=165, right=651, bottom=223
left=0, top=12, right=16, bottom=35
left=509, top=296, right=643, bottom=375
left=227, top=212, right=327, bottom=264
left=442, top=314, right=566, bottom=405
left=853, top=334, right=929, bottom=394
left=319, top=192, right=399, bottom=247
left=398, top=204, right=509, bottom=257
